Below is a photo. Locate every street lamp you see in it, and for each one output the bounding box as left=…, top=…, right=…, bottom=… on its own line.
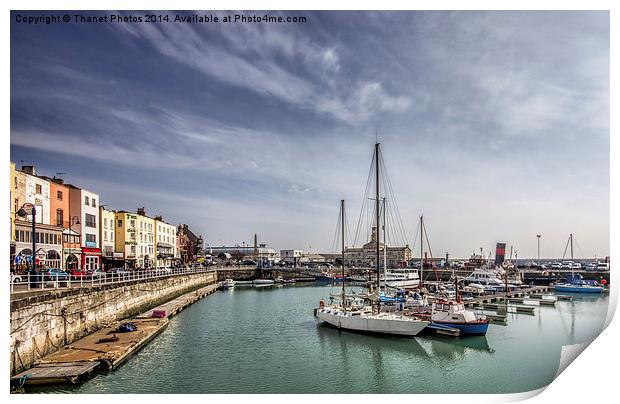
left=536, top=235, right=541, bottom=261
left=16, top=203, right=36, bottom=271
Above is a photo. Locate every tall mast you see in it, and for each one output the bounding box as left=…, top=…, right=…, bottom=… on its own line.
left=383, top=197, right=387, bottom=293
left=375, top=142, right=380, bottom=289
left=570, top=233, right=574, bottom=277
left=341, top=199, right=346, bottom=298
left=420, top=215, right=424, bottom=287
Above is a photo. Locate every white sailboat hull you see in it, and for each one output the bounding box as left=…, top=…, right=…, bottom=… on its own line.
left=316, top=308, right=429, bottom=336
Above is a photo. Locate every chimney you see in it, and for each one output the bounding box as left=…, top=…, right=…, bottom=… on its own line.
left=137, top=207, right=146, bottom=216
left=52, top=177, right=64, bottom=185
left=495, top=243, right=506, bottom=268
left=21, top=165, right=36, bottom=175
left=154, top=215, right=162, bottom=221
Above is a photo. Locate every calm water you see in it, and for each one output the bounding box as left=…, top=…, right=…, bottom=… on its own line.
left=37, top=284, right=608, bottom=394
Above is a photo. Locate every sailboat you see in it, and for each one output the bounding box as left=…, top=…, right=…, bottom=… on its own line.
left=315, top=143, right=430, bottom=336
left=554, top=234, right=604, bottom=294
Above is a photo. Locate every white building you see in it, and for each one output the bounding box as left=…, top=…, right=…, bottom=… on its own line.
left=99, top=206, right=116, bottom=260
left=280, top=249, right=303, bottom=265
left=136, top=207, right=155, bottom=268
left=20, top=166, right=50, bottom=224
left=68, top=185, right=101, bottom=271
left=155, top=216, right=177, bottom=267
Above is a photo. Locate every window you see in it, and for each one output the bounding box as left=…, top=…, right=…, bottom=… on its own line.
left=56, top=209, right=64, bottom=227
left=104, top=218, right=107, bottom=227
left=57, top=190, right=63, bottom=200
left=85, top=213, right=96, bottom=228
left=104, top=231, right=107, bottom=241
left=91, top=198, right=96, bottom=207
left=44, top=233, right=49, bottom=244
left=36, top=184, right=42, bottom=194
left=118, top=219, right=123, bottom=227
left=86, top=234, right=96, bottom=244
left=84, top=196, right=89, bottom=205
left=130, top=220, right=135, bottom=228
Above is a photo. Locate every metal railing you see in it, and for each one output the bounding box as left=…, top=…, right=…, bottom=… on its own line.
left=10, top=267, right=216, bottom=293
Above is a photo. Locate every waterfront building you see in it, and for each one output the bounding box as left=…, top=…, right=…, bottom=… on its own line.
left=62, top=228, right=82, bottom=270
left=154, top=216, right=177, bottom=267
left=14, top=220, right=63, bottom=270
left=68, top=184, right=101, bottom=271
left=177, top=224, right=203, bottom=264
left=114, top=211, right=138, bottom=268
left=100, top=206, right=122, bottom=269
left=344, top=227, right=411, bottom=268
left=136, top=207, right=155, bottom=268
left=280, top=249, right=303, bottom=266
left=19, top=166, right=50, bottom=224
left=10, top=162, right=17, bottom=266
left=45, top=177, right=70, bottom=228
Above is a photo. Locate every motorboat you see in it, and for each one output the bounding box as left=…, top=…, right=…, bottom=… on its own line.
left=427, top=299, right=489, bottom=335
left=462, top=283, right=485, bottom=296
left=464, top=269, right=504, bottom=286
left=379, top=267, right=421, bottom=288
left=221, top=278, right=235, bottom=289
left=253, top=279, right=275, bottom=285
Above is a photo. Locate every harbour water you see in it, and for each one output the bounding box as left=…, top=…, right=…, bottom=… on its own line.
left=37, top=284, right=608, bottom=394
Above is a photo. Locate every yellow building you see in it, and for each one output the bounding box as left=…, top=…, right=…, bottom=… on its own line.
left=114, top=211, right=138, bottom=268
left=154, top=216, right=177, bottom=267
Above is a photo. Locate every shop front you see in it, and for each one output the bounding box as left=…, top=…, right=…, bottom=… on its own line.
left=81, top=247, right=102, bottom=271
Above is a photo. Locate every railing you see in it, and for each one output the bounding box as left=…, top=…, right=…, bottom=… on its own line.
left=10, top=267, right=216, bottom=293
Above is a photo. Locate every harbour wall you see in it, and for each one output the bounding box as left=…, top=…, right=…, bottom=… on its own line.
left=10, top=270, right=218, bottom=375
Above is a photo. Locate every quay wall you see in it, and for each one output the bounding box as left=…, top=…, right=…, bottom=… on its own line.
left=10, top=271, right=217, bottom=375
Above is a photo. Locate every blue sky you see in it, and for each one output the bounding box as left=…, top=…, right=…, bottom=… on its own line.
left=10, top=11, right=609, bottom=258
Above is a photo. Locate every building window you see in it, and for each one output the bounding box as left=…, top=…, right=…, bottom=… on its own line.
left=130, top=220, right=135, bottom=228
left=104, top=218, right=107, bottom=227
left=85, top=196, right=89, bottom=205
left=56, top=209, right=64, bottom=227
left=36, top=184, right=42, bottom=194
left=57, top=190, right=63, bottom=200
left=92, top=198, right=96, bottom=207
left=104, top=231, right=107, bottom=241
left=118, top=219, right=122, bottom=227
left=86, top=234, right=96, bottom=244
left=85, top=213, right=96, bottom=228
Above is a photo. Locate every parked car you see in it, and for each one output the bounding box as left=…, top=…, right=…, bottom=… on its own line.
left=69, top=268, right=88, bottom=279
left=596, top=262, right=610, bottom=271
left=90, top=269, right=107, bottom=278
left=42, top=269, right=70, bottom=281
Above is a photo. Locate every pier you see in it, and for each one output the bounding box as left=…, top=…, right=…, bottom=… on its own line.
left=10, top=282, right=221, bottom=389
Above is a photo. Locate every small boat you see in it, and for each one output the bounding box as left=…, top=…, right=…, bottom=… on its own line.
left=462, top=283, right=485, bottom=296
left=281, top=278, right=296, bottom=284
left=428, top=299, right=489, bottom=335
left=221, top=278, right=235, bottom=289
left=253, top=279, right=275, bottom=285
left=274, top=276, right=284, bottom=283
left=235, top=280, right=254, bottom=286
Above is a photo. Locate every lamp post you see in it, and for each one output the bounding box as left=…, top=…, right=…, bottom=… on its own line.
left=536, top=235, right=541, bottom=261
left=68, top=216, right=80, bottom=270
left=16, top=203, right=36, bottom=272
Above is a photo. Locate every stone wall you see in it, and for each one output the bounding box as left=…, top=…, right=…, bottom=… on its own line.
left=10, top=271, right=217, bottom=375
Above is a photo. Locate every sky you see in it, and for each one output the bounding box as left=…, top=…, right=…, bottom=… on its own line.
left=10, top=11, right=610, bottom=258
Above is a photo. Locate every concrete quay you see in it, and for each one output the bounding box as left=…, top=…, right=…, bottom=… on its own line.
left=10, top=282, right=221, bottom=390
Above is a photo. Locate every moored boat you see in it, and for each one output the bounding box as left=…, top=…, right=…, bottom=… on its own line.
left=253, top=279, right=275, bottom=285
left=426, top=299, right=489, bottom=336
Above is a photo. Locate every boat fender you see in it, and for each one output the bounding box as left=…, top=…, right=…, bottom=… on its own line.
left=319, top=300, right=325, bottom=309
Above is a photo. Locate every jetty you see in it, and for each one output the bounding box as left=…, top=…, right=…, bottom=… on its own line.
left=10, top=282, right=220, bottom=389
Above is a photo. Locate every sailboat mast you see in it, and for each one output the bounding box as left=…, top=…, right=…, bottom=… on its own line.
left=341, top=199, right=346, bottom=297
left=420, top=215, right=424, bottom=287
left=570, top=233, right=574, bottom=277
left=375, top=142, right=381, bottom=289
left=383, top=197, right=387, bottom=293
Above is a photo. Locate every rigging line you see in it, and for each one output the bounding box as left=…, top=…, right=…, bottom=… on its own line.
left=353, top=146, right=375, bottom=247
left=410, top=219, right=420, bottom=258
left=561, top=235, right=571, bottom=260
left=378, top=151, right=409, bottom=246
left=572, top=235, right=586, bottom=259
left=330, top=205, right=341, bottom=254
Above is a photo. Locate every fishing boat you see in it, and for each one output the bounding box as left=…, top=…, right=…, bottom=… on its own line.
left=554, top=234, right=604, bottom=294
left=427, top=299, right=489, bottom=335
left=222, top=278, right=235, bottom=289
left=315, top=144, right=429, bottom=337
